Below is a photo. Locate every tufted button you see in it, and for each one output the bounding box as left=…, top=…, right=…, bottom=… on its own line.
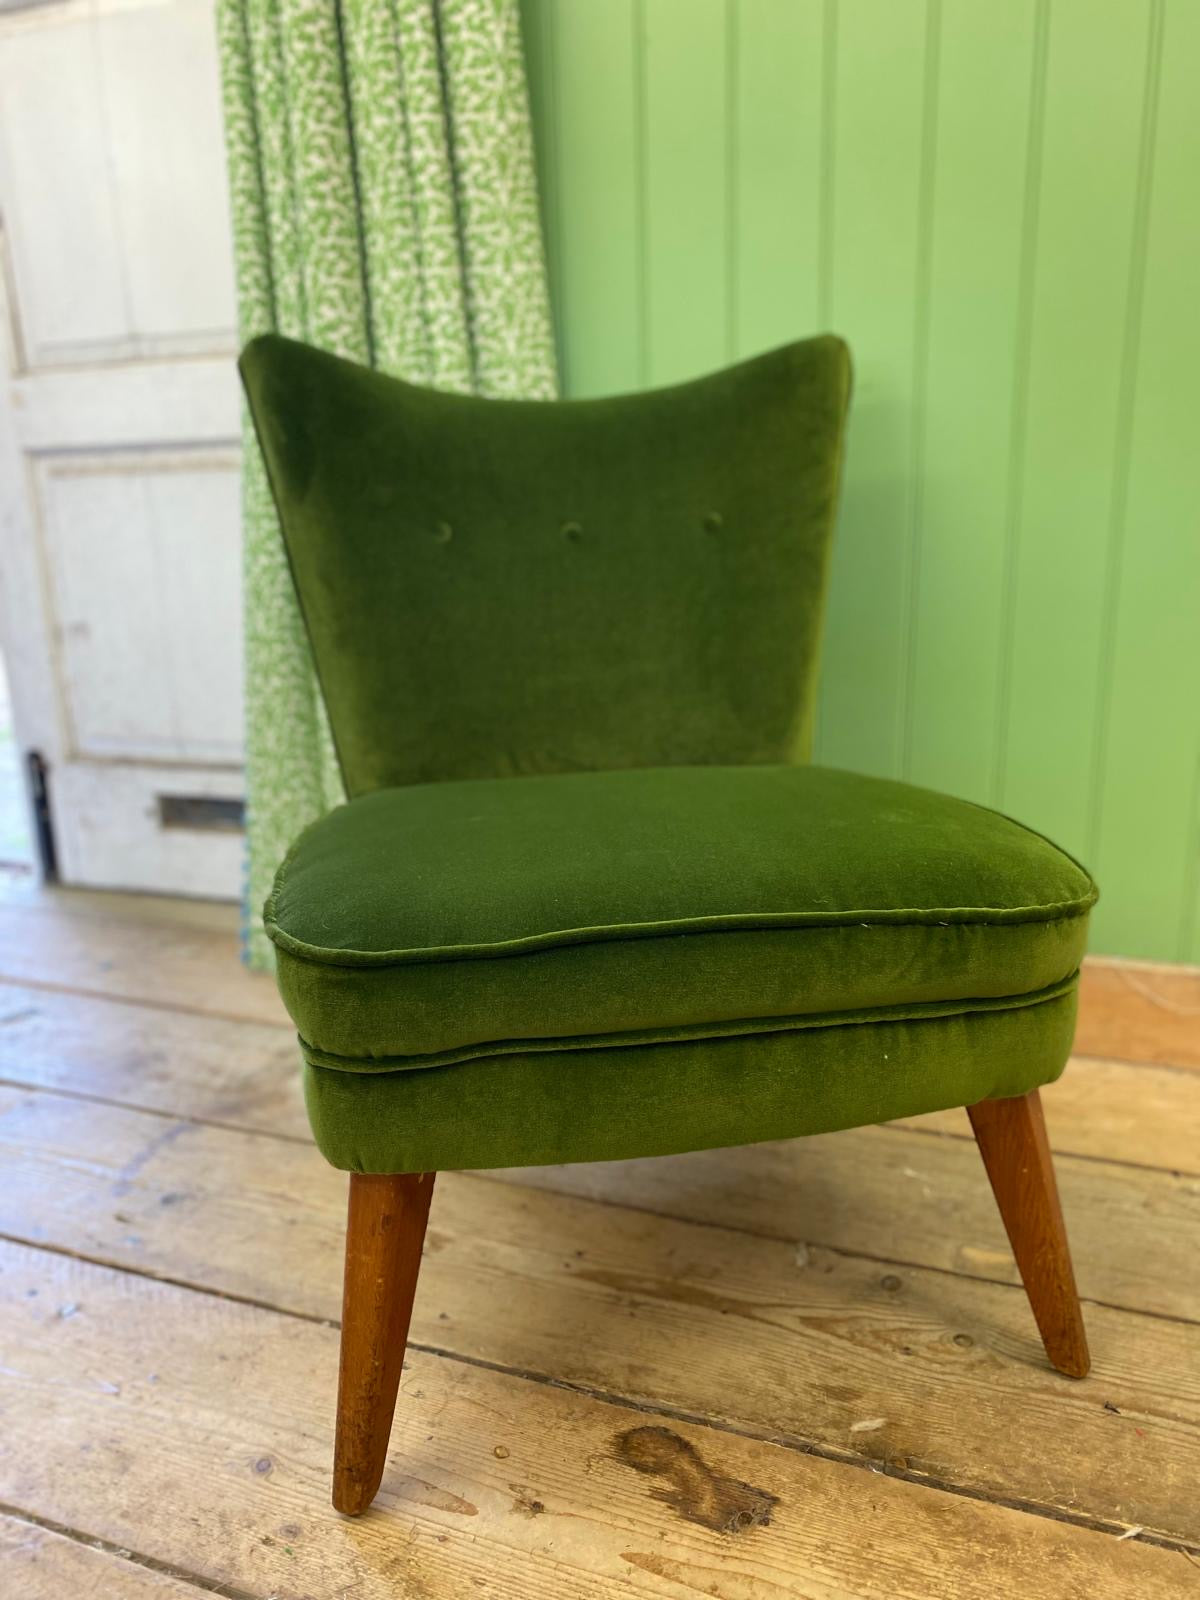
left=703, top=510, right=723, bottom=533
left=433, top=520, right=453, bottom=545
left=561, top=520, right=583, bottom=542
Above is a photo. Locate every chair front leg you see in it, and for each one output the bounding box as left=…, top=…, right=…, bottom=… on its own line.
left=333, top=1171, right=436, bottom=1514
left=967, top=1089, right=1089, bottom=1379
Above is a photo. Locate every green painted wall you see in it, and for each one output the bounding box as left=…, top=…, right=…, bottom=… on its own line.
left=522, top=0, right=1200, bottom=963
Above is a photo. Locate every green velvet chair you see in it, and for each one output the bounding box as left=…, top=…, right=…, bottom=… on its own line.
left=240, top=331, right=1096, bottom=1516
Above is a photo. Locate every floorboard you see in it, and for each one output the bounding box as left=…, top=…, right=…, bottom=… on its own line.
left=899, top=1056, right=1200, bottom=1176
left=0, top=978, right=304, bottom=1137
left=0, top=883, right=1197, bottom=1594
left=1, top=1083, right=1198, bottom=1542
left=0, top=1515, right=222, bottom=1600
left=0, top=900, right=281, bottom=1025
left=0, top=982, right=1196, bottom=1319
left=494, top=1116, right=1200, bottom=1323
left=1, top=1241, right=1192, bottom=1600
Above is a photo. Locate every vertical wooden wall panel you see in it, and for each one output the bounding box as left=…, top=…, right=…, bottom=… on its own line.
left=524, top=0, right=1200, bottom=961
left=998, top=0, right=1153, bottom=852
left=522, top=0, right=642, bottom=397
left=905, top=0, right=1038, bottom=803
left=1088, top=0, right=1200, bottom=960
left=730, top=0, right=825, bottom=359
left=814, top=0, right=931, bottom=778
left=641, top=0, right=729, bottom=386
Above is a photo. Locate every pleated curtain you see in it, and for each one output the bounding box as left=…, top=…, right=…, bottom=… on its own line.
left=217, top=0, right=558, bottom=966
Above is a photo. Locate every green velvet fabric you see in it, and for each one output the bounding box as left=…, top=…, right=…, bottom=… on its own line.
left=303, top=988, right=1081, bottom=1174
left=266, top=764, right=1095, bottom=1071
left=241, top=332, right=1097, bottom=1176
left=238, top=332, right=851, bottom=791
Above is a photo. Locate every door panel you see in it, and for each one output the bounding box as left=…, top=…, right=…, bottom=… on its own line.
left=35, top=450, right=242, bottom=765
left=0, top=0, right=237, bottom=366
left=0, top=0, right=245, bottom=899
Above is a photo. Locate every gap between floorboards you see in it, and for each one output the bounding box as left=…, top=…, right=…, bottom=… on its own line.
left=1, top=1228, right=1194, bottom=1568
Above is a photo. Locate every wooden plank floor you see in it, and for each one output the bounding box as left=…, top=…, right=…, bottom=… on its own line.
left=0, top=884, right=1197, bottom=1596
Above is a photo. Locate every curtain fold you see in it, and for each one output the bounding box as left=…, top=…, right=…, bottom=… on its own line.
left=217, top=0, right=558, bottom=967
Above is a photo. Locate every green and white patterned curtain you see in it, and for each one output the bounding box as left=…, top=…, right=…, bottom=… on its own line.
left=217, top=0, right=558, bottom=967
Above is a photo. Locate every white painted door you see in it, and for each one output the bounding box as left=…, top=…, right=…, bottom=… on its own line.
left=0, top=0, right=245, bottom=898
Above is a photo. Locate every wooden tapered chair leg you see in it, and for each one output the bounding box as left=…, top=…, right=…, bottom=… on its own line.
left=333, top=1171, right=436, bottom=1515
left=967, top=1089, right=1090, bottom=1379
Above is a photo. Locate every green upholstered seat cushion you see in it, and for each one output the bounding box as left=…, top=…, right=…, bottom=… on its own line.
left=302, top=990, right=1081, bottom=1174
left=267, top=763, right=1096, bottom=1072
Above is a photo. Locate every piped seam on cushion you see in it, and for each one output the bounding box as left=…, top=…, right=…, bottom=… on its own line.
left=295, top=970, right=1081, bottom=1073
left=265, top=895, right=1097, bottom=969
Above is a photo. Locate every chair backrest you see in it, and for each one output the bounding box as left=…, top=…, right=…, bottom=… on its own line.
left=240, top=333, right=851, bottom=798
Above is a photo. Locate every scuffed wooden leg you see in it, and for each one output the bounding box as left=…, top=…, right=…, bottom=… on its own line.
left=968, top=1089, right=1090, bottom=1378
left=333, top=1171, right=436, bottom=1515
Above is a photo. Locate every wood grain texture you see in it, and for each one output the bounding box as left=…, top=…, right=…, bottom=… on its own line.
left=897, top=1055, right=1200, bottom=1177
left=496, top=1113, right=1200, bottom=1324
left=0, top=979, right=303, bottom=1134
left=0, top=892, right=283, bottom=1025
left=0, top=1516, right=213, bottom=1600
left=0, top=880, right=1197, bottom=1588
left=0, top=878, right=243, bottom=934
left=1, top=1085, right=1197, bottom=1541
left=0, top=898, right=1192, bottom=1324
left=968, top=1090, right=1090, bottom=1379
left=0, top=1047, right=1195, bottom=1323
left=1077, top=958, right=1200, bottom=1071
left=0, top=1240, right=1191, bottom=1600
left=335, top=1172, right=435, bottom=1515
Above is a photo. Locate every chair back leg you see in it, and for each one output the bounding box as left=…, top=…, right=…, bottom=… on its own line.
left=334, top=1171, right=436, bottom=1514
left=968, top=1089, right=1090, bottom=1379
